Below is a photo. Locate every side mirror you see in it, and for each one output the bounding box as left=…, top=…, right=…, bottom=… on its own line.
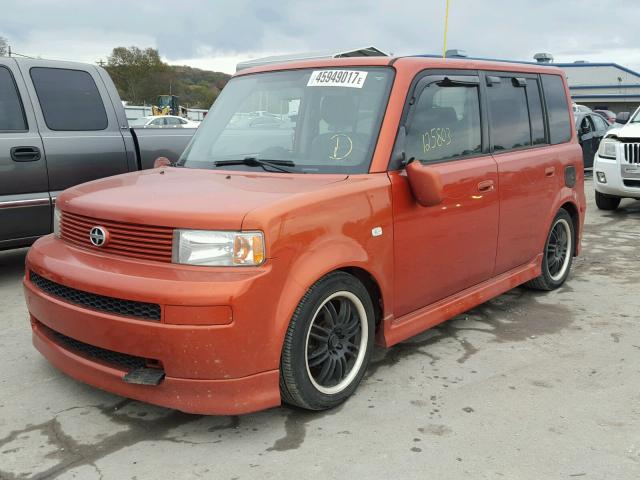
left=406, top=161, right=443, bottom=207
left=615, top=112, right=630, bottom=124
left=153, top=156, right=172, bottom=168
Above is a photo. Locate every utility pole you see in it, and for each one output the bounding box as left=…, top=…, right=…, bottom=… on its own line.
left=97, top=59, right=105, bottom=67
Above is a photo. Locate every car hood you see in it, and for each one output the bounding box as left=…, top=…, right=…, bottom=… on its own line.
left=57, top=167, right=348, bottom=230
left=606, top=122, right=640, bottom=139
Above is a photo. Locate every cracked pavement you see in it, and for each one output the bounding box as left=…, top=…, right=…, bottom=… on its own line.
left=1, top=178, right=639, bottom=479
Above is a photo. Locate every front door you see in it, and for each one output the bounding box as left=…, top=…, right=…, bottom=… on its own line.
left=578, top=115, right=596, bottom=169
left=391, top=72, right=499, bottom=317
left=17, top=61, right=129, bottom=200
left=0, top=59, right=50, bottom=246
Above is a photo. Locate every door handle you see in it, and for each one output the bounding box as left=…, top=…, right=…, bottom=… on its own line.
left=11, top=146, right=41, bottom=162
left=545, top=166, right=555, bottom=177
left=477, top=180, right=495, bottom=192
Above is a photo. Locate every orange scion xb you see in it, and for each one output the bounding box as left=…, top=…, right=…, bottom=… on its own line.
left=23, top=56, right=585, bottom=414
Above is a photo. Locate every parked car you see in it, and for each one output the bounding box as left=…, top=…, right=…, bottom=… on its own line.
left=572, top=103, right=591, bottom=113
left=24, top=57, right=585, bottom=415
left=130, top=115, right=200, bottom=128
left=593, top=107, right=640, bottom=209
left=0, top=58, right=197, bottom=250
left=593, top=109, right=616, bottom=124
left=575, top=111, right=610, bottom=168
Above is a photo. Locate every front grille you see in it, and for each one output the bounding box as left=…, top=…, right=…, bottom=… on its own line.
left=623, top=179, right=640, bottom=188
left=30, top=271, right=161, bottom=321
left=60, top=211, right=174, bottom=263
left=623, top=142, right=640, bottom=164
left=40, top=322, right=147, bottom=371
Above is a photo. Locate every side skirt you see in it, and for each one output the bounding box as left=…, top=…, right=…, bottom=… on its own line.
left=381, top=254, right=542, bottom=347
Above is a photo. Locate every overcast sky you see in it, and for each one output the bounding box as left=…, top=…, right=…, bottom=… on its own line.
left=2, top=0, right=640, bottom=74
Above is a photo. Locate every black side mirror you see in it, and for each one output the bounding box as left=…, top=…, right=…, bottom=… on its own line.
left=615, top=112, right=630, bottom=124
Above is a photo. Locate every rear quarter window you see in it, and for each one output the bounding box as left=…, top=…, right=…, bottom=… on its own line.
left=541, top=74, right=571, bottom=144
left=30, top=67, right=108, bottom=131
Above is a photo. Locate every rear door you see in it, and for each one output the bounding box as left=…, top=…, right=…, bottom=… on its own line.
left=0, top=58, right=50, bottom=246
left=488, top=72, right=570, bottom=274
left=577, top=115, right=596, bottom=168
left=390, top=71, right=499, bottom=316
left=590, top=114, right=610, bottom=165
left=17, top=60, right=129, bottom=201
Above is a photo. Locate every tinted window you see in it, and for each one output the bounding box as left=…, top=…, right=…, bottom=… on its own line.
left=526, top=80, right=546, bottom=145
left=578, top=116, right=593, bottom=135
left=0, top=67, right=27, bottom=131
left=541, top=74, right=571, bottom=144
left=487, top=78, right=531, bottom=151
left=591, top=114, right=609, bottom=131
left=405, top=82, right=482, bottom=163
left=30, top=67, right=108, bottom=131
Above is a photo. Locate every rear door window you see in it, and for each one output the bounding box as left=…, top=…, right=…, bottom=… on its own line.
left=30, top=67, right=108, bottom=131
left=541, top=74, right=571, bottom=144
left=0, top=66, right=27, bottom=131
left=405, top=81, right=482, bottom=163
left=486, top=77, right=531, bottom=151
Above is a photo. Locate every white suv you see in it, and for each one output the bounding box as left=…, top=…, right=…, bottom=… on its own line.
left=593, top=107, right=640, bottom=210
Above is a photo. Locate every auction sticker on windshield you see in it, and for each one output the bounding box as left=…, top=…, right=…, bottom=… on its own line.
left=307, top=70, right=368, bottom=88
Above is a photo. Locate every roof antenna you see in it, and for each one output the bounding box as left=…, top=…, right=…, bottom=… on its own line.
left=442, top=0, right=451, bottom=58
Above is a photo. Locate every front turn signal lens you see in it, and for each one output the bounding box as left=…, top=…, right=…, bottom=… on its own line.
left=233, top=233, right=265, bottom=265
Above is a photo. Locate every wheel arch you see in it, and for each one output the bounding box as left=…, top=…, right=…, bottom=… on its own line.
left=272, top=244, right=391, bottom=358
left=559, top=200, right=580, bottom=257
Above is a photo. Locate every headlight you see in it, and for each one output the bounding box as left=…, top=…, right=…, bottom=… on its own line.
left=172, top=230, right=265, bottom=266
left=597, top=138, right=618, bottom=159
left=53, top=207, right=61, bottom=238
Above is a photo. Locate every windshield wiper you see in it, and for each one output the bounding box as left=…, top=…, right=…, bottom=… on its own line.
left=214, top=157, right=296, bottom=173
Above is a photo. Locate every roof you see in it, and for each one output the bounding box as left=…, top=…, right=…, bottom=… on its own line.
left=234, top=56, right=565, bottom=78
left=235, top=47, right=388, bottom=71
left=552, top=62, right=640, bottom=79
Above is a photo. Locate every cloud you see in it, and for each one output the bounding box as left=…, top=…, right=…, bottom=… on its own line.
left=1, top=0, right=639, bottom=74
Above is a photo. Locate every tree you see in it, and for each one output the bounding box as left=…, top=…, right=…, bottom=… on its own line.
left=106, top=47, right=167, bottom=104
left=0, top=36, right=8, bottom=56
left=104, top=45, right=230, bottom=108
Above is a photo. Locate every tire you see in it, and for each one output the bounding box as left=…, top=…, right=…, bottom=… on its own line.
left=595, top=191, right=621, bottom=210
left=280, top=271, right=375, bottom=411
left=525, top=209, right=575, bottom=291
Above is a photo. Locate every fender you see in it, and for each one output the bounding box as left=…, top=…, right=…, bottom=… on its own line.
left=543, top=185, right=585, bottom=257
left=270, top=235, right=393, bottom=351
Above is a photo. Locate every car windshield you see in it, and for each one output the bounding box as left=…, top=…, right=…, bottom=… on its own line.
left=179, top=67, right=394, bottom=173
left=630, top=109, right=640, bottom=123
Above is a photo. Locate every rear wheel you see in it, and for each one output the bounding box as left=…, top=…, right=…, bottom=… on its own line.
left=280, top=272, right=375, bottom=410
left=595, top=191, right=621, bottom=210
left=525, top=209, right=574, bottom=291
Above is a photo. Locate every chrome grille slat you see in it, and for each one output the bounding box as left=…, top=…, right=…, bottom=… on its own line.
left=623, top=142, right=640, bottom=164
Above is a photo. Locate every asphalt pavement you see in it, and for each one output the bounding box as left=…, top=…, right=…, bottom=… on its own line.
left=1, top=178, right=639, bottom=480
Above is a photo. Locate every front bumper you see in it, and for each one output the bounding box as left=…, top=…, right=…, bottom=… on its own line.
left=24, top=235, right=295, bottom=414
left=593, top=154, right=640, bottom=198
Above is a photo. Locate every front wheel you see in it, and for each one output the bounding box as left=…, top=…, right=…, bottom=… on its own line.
left=595, top=191, right=621, bottom=210
left=525, top=209, right=575, bottom=291
left=280, top=272, right=375, bottom=411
